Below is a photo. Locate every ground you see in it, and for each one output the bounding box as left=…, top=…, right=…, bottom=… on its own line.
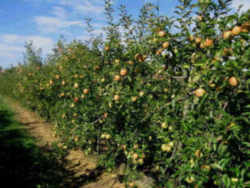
left=2, top=98, right=126, bottom=188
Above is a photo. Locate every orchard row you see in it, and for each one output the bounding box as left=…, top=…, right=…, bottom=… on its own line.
left=0, top=1, right=249, bottom=187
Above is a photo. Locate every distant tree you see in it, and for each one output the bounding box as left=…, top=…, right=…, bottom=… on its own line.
left=104, top=0, right=121, bottom=43
left=23, top=41, right=43, bottom=67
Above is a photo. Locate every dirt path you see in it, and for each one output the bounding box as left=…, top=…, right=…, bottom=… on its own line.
left=7, top=99, right=126, bottom=188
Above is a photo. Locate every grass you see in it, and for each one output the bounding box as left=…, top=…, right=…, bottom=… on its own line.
left=0, top=96, right=74, bottom=188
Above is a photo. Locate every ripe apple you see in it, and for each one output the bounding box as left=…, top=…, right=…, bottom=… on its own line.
left=120, top=68, right=128, bottom=76
left=133, top=153, right=138, bottom=160
left=223, top=31, right=232, bottom=40
left=114, top=95, right=120, bottom=101
left=161, top=144, right=171, bottom=152
left=106, top=134, right=111, bottom=139
left=161, top=122, right=167, bottom=129
left=62, top=80, right=66, bottom=86
left=114, top=75, right=121, bottom=81
left=205, top=38, right=213, bottom=47
left=158, top=30, right=166, bottom=37
left=228, top=77, right=238, bottom=86
left=115, top=59, right=120, bottom=64
left=83, top=89, right=89, bottom=94
left=195, top=37, right=202, bottom=44
left=131, top=96, right=137, bottom=102
left=49, top=80, right=53, bottom=85
left=103, top=112, right=108, bottom=119
left=74, top=83, right=79, bottom=89
left=162, top=41, right=170, bottom=49
left=232, top=26, right=241, bottom=35
left=139, top=91, right=144, bottom=97
left=127, top=60, right=134, bottom=65
left=74, top=97, right=79, bottom=103
left=194, top=88, right=206, bottom=97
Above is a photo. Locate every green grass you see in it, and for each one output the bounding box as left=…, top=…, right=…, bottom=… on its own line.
left=0, top=97, right=75, bottom=188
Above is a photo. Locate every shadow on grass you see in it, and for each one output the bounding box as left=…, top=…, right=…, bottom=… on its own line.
left=0, top=101, right=102, bottom=188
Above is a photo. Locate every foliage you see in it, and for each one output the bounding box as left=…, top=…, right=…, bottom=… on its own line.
left=0, top=0, right=249, bottom=187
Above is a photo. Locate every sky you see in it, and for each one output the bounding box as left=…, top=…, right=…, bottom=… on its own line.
left=0, top=0, right=249, bottom=69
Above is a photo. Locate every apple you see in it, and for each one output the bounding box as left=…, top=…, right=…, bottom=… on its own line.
left=162, top=41, right=170, bottom=49
left=74, top=97, right=79, bottom=103
left=131, top=96, right=137, bottom=102
left=158, top=30, right=166, bottom=37
left=120, top=68, right=128, bottom=76
left=114, top=95, right=120, bottom=101
left=232, top=26, right=241, bottom=35
left=195, top=37, right=202, bottom=44
left=228, top=77, right=238, bottom=86
left=194, top=88, right=206, bottom=97
left=127, top=60, right=134, bottom=65
left=161, top=122, right=167, bottom=129
left=115, top=59, right=120, bottom=64
left=205, top=38, right=213, bottom=47
left=223, top=31, right=232, bottom=40
left=83, top=89, right=89, bottom=94
left=161, top=144, right=171, bottom=152
left=74, top=83, right=79, bottom=89
left=114, top=75, right=121, bottom=81
left=139, top=91, right=144, bottom=97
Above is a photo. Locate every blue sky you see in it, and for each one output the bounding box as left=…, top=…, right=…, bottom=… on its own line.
left=0, top=0, right=249, bottom=68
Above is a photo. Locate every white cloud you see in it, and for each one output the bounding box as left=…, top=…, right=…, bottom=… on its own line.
left=52, top=6, right=67, bottom=19
left=24, top=0, right=104, bottom=15
left=0, top=34, right=54, bottom=68
left=24, top=36, right=54, bottom=52
left=34, top=16, right=83, bottom=33
left=1, top=34, right=54, bottom=52
left=1, top=34, right=20, bottom=44
left=59, top=0, right=104, bottom=15
left=232, top=0, right=250, bottom=12
left=75, top=1, right=104, bottom=15
left=0, top=44, right=23, bottom=59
